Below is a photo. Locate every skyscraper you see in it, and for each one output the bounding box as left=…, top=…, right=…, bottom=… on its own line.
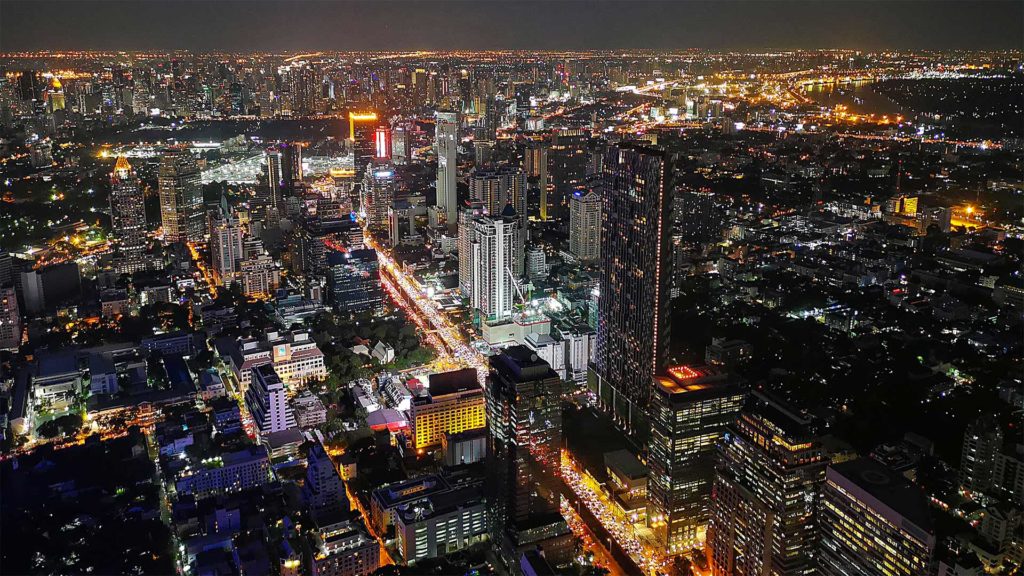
left=523, top=140, right=549, bottom=220
left=209, top=212, right=244, bottom=286
left=469, top=165, right=526, bottom=274
left=818, top=458, right=935, bottom=576
left=470, top=206, right=521, bottom=323
left=590, top=142, right=674, bottom=433
left=457, top=199, right=487, bottom=298
left=326, top=249, right=384, bottom=316
left=568, top=188, right=600, bottom=263
left=360, top=162, right=396, bottom=235
left=435, top=110, right=458, bottom=230
left=647, top=366, right=744, bottom=553
left=549, top=129, right=590, bottom=219
left=109, top=155, right=148, bottom=274
left=159, top=149, right=205, bottom=243
left=486, top=345, right=573, bottom=568
left=0, top=286, right=20, bottom=350
left=707, top=392, right=827, bottom=576
left=349, top=111, right=379, bottom=182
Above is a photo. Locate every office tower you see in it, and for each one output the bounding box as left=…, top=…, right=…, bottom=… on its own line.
left=109, top=155, right=148, bottom=274
left=707, top=393, right=827, bottom=576
left=349, top=111, right=379, bottom=182
left=647, top=366, right=744, bottom=553
left=818, top=458, right=935, bottom=576
left=245, top=364, right=297, bottom=438
left=159, top=149, right=205, bottom=243
left=265, top=146, right=283, bottom=195
left=410, top=368, right=486, bottom=451
left=458, top=199, right=487, bottom=297
left=374, top=126, right=391, bottom=160
left=549, top=129, right=590, bottom=218
left=525, top=246, right=546, bottom=281
left=360, top=162, right=396, bottom=234
left=298, top=216, right=364, bottom=276
left=590, top=142, right=674, bottom=433
left=568, top=188, right=600, bottom=263
left=326, top=249, right=384, bottom=316
left=435, top=110, right=458, bottom=230
left=676, top=188, right=720, bottom=243
left=388, top=200, right=415, bottom=247
left=486, top=346, right=572, bottom=568
left=524, top=140, right=549, bottom=220
left=209, top=212, right=244, bottom=286
left=281, top=141, right=303, bottom=196
left=470, top=207, right=522, bottom=323
left=960, top=414, right=1004, bottom=495
left=392, top=124, right=410, bottom=165
left=0, top=286, right=20, bottom=350
left=304, top=442, right=348, bottom=519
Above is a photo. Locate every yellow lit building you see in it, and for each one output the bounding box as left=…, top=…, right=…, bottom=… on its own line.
left=410, top=368, right=486, bottom=451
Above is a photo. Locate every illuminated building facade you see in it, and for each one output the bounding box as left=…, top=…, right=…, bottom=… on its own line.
left=245, top=364, right=296, bottom=439
left=569, top=188, right=600, bottom=262
left=435, top=110, right=459, bottom=230
left=707, top=392, right=826, bottom=576
left=818, top=458, right=935, bottom=576
left=349, top=111, right=379, bottom=182
left=360, top=162, right=396, bottom=234
left=469, top=165, right=527, bottom=233
left=523, top=140, right=548, bottom=220
left=229, top=329, right=327, bottom=391
left=590, top=142, right=674, bottom=433
left=109, top=155, right=148, bottom=274
left=469, top=207, right=522, bottom=323
left=457, top=199, right=487, bottom=297
left=486, top=346, right=571, bottom=568
left=374, top=126, right=391, bottom=161
left=410, top=368, right=486, bottom=451
left=0, top=286, right=20, bottom=350
left=209, top=212, right=244, bottom=286
left=326, top=249, right=384, bottom=316
left=158, top=149, right=205, bottom=243
left=647, top=366, right=744, bottom=553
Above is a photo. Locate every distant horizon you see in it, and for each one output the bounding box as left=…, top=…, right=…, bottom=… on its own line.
left=2, top=0, right=1021, bottom=52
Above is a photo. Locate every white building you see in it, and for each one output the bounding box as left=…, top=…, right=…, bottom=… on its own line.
left=470, top=209, right=522, bottom=323
left=227, top=330, right=327, bottom=391
left=245, top=364, right=297, bottom=438
left=291, top=389, right=328, bottom=428
left=569, top=189, right=601, bottom=262
left=458, top=200, right=487, bottom=297
left=210, top=212, right=244, bottom=286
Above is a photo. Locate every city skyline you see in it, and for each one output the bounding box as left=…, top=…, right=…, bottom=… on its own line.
left=1, top=0, right=1022, bottom=52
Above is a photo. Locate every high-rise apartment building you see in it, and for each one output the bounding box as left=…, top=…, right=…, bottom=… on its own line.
left=469, top=165, right=527, bottom=233
left=435, top=110, right=459, bottom=230
left=647, top=366, right=744, bottom=553
left=590, top=142, right=674, bottom=433
left=523, top=140, right=549, bottom=220
left=109, top=156, right=148, bottom=274
left=409, top=368, right=486, bottom=451
left=209, top=212, right=244, bottom=286
left=707, top=392, right=827, bottom=576
left=960, top=414, right=1004, bottom=495
left=569, top=188, right=600, bottom=263
left=304, top=442, right=348, bottom=519
left=486, top=346, right=572, bottom=568
left=0, top=286, right=20, bottom=350
left=458, top=199, right=487, bottom=297
left=245, top=364, right=297, bottom=439
left=159, top=149, right=205, bottom=243
left=469, top=207, right=522, bottom=323
left=818, top=458, right=935, bottom=576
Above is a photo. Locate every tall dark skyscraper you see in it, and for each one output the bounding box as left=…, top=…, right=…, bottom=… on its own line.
left=349, top=111, right=379, bottom=182
left=486, top=346, right=572, bottom=569
left=589, top=142, right=674, bottom=434
left=647, top=366, right=744, bottom=553
left=109, top=155, right=147, bottom=274
left=707, top=392, right=826, bottom=576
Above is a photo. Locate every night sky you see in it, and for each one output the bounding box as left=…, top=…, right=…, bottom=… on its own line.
left=1, top=0, right=1021, bottom=52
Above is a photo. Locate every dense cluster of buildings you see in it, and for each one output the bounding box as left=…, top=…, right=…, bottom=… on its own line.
left=1, top=48, right=1021, bottom=576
